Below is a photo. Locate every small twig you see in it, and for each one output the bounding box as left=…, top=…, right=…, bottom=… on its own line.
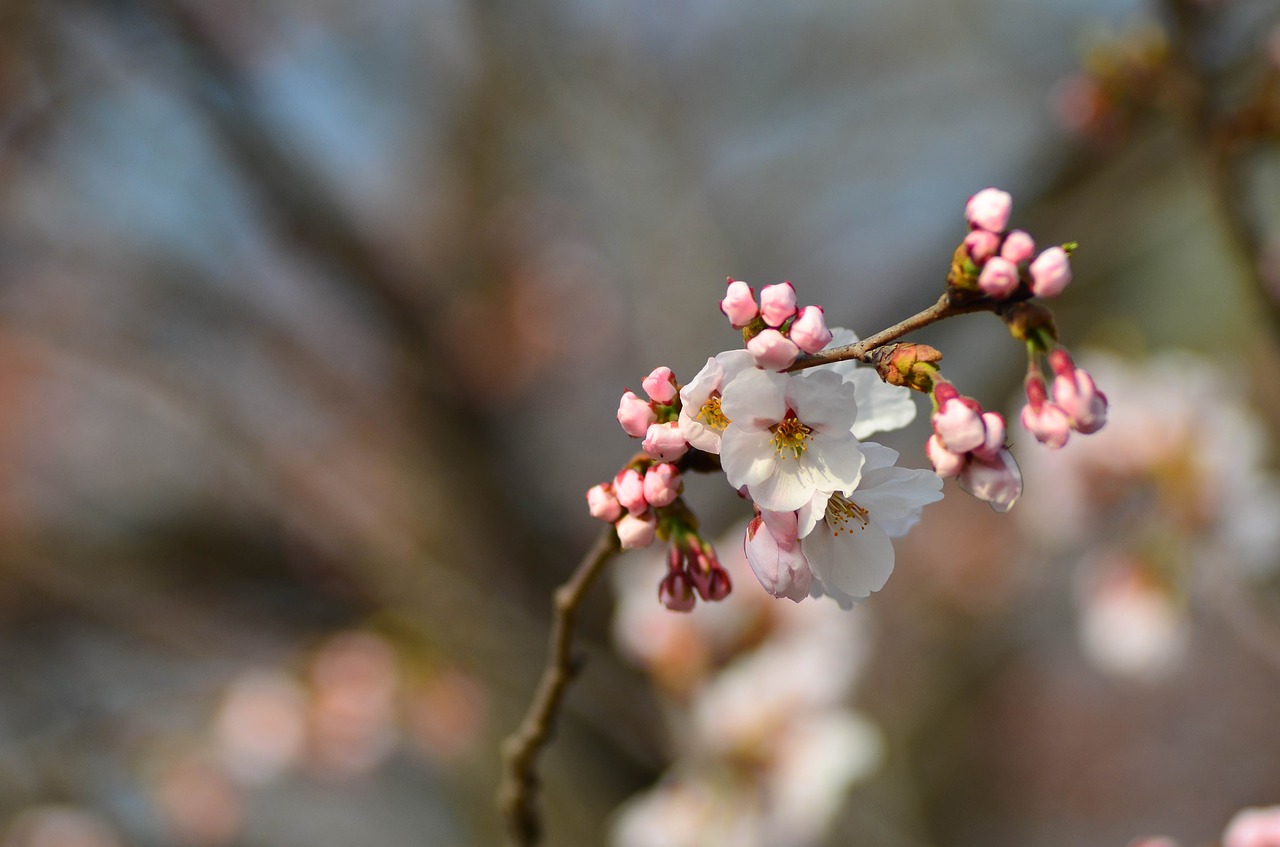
left=498, top=526, right=621, bottom=847
left=786, top=291, right=1001, bottom=372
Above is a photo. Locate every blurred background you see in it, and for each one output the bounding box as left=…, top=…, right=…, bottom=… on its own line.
left=0, top=0, right=1278, bottom=845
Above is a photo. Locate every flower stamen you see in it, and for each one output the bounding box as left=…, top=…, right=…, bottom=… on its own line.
left=698, top=396, right=730, bottom=433
left=825, top=493, right=870, bottom=536
left=770, top=414, right=813, bottom=459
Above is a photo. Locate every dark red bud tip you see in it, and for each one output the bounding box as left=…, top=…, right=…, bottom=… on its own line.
left=1049, top=348, right=1075, bottom=376
left=659, top=573, right=696, bottom=612
left=932, top=381, right=960, bottom=405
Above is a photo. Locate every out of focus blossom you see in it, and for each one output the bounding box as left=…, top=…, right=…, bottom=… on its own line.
left=155, top=755, right=244, bottom=847
left=610, top=527, right=881, bottom=846
left=1017, top=351, right=1280, bottom=575
left=213, top=669, right=308, bottom=785
left=405, top=666, right=490, bottom=761
left=307, top=631, right=400, bottom=777
left=1076, top=551, right=1188, bottom=681
left=1, top=807, right=124, bottom=847
left=1224, top=805, right=1280, bottom=847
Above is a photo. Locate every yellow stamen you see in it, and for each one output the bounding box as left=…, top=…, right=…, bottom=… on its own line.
left=770, top=415, right=813, bottom=459
left=698, top=395, right=730, bottom=432
left=826, top=493, right=870, bottom=536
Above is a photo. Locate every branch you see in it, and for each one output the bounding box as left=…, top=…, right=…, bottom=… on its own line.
left=498, top=526, right=621, bottom=847
left=786, top=291, right=1004, bottom=373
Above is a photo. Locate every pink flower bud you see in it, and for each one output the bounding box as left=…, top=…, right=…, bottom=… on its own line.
left=617, top=512, right=657, bottom=550
left=691, top=563, right=732, bottom=602
left=1029, top=246, right=1072, bottom=298
left=642, top=463, right=681, bottom=507
left=759, top=282, right=798, bottom=327
left=641, top=366, right=678, bottom=404
left=958, top=448, right=1022, bottom=512
left=617, top=390, right=656, bottom=438
left=1053, top=367, right=1108, bottom=434
left=976, top=411, right=1006, bottom=461
left=1021, top=400, right=1071, bottom=449
left=744, top=511, right=812, bottom=602
left=977, top=256, right=1021, bottom=299
left=642, top=421, right=689, bottom=462
left=788, top=305, right=833, bottom=354
left=965, top=187, right=1013, bottom=233
left=585, top=483, right=622, bottom=522
left=964, top=229, right=1000, bottom=264
left=720, top=279, right=758, bottom=328
left=1001, top=230, right=1036, bottom=264
left=614, top=468, right=648, bottom=515
left=932, top=396, right=986, bottom=454
left=658, top=570, right=696, bottom=611
left=926, top=434, right=966, bottom=478
left=746, top=328, right=801, bottom=371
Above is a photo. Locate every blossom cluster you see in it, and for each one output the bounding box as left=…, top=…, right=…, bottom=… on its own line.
left=590, top=312, right=940, bottom=610
left=588, top=188, right=1108, bottom=612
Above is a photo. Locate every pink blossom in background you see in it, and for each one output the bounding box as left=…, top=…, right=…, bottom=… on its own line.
left=1224, top=806, right=1280, bottom=847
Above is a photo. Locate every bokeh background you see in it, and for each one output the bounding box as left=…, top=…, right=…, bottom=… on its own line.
left=0, top=0, right=1279, bottom=845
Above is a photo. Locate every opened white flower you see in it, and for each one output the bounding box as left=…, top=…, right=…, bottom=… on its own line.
left=678, top=350, right=754, bottom=454
left=796, top=443, right=943, bottom=606
left=720, top=368, right=864, bottom=513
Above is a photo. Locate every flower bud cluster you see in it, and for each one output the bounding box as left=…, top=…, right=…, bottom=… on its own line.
left=720, top=279, right=833, bottom=370
left=926, top=382, right=1022, bottom=512
left=587, top=459, right=685, bottom=550
left=616, top=366, right=692, bottom=462
left=658, top=531, right=732, bottom=612
left=955, top=188, right=1075, bottom=300
left=1019, top=348, right=1108, bottom=449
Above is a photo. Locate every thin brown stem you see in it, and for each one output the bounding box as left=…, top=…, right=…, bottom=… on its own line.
left=786, top=291, right=1002, bottom=372
left=498, top=526, right=621, bottom=847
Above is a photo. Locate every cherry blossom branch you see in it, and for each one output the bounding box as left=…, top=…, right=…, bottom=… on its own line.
left=498, top=525, right=621, bottom=847
left=786, top=291, right=1006, bottom=372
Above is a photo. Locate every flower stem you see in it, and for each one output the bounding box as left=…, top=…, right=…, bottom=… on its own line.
left=786, top=291, right=1001, bottom=372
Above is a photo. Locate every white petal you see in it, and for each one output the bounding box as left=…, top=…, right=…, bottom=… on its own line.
left=720, top=367, right=787, bottom=431
left=804, top=519, right=896, bottom=599
left=788, top=369, right=857, bottom=434
left=847, top=370, right=918, bottom=438
left=720, top=427, right=778, bottom=489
